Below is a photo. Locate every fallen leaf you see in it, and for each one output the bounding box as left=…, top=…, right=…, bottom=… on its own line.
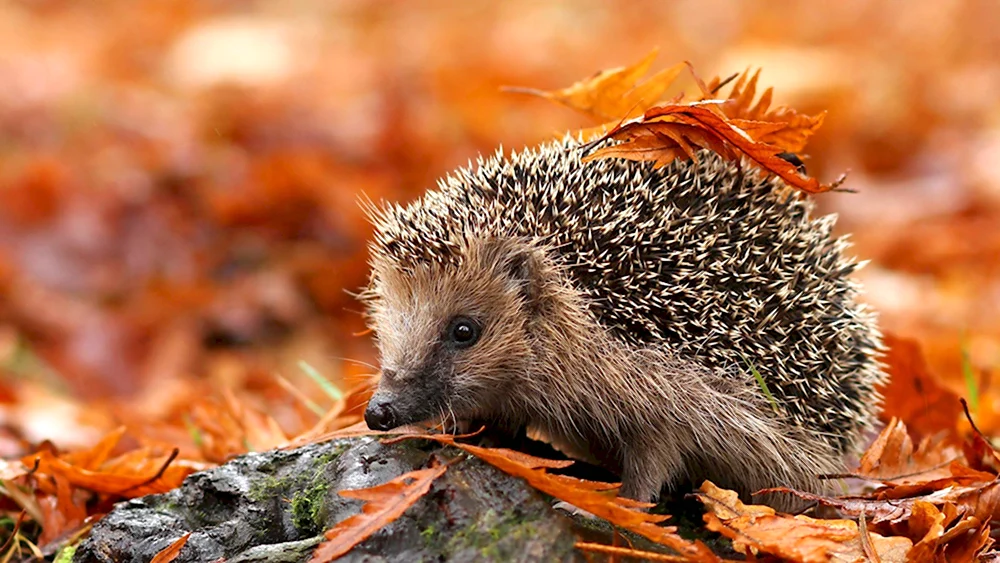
left=523, top=53, right=840, bottom=193
left=150, top=533, right=192, bottom=563
left=309, top=465, right=448, bottom=562
left=758, top=487, right=915, bottom=525
left=587, top=103, right=843, bottom=193
left=856, top=418, right=962, bottom=484
left=858, top=511, right=880, bottom=563
left=574, top=541, right=702, bottom=561
left=879, top=334, right=963, bottom=440
left=708, top=68, right=826, bottom=153
left=696, top=481, right=912, bottom=563
left=902, top=501, right=954, bottom=561
left=63, top=426, right=127, bottom=471
left=35, top=473, right=87, bottom=547
left=390, top=433, right=719, bottom=561
left=509, top=49, right=686, bottom=121
left=24, top=447, right=204, bottom=497
left=960, top=398, right=1000, bottom=476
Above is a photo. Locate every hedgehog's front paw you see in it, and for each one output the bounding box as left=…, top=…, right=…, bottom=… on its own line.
left=619, top=473, right=661, bottom=505
left=619, top=450, right=673, bottom=505
left=440, top=418, right=473, bottom=435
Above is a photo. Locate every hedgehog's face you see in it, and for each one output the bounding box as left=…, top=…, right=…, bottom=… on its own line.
left=363, top=238, right=546, bottom=432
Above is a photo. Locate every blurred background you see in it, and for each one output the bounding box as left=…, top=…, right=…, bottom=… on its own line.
left=0, top=0, right=998, bottom=452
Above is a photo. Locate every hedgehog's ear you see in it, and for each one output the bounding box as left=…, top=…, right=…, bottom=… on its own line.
left=481, top=238, right=549, bottom=312
left=506, top=247, right=546, bottom=307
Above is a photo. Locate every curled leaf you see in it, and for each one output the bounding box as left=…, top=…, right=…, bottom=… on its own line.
left=695, top=481, right=913, bottom=563
left=586, top=104, right=844, bottom=193
left=521, top=52, right=843, bottom=194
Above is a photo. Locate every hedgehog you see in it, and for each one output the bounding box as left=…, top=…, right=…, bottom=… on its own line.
left=360, top=137, right=884, bottom=506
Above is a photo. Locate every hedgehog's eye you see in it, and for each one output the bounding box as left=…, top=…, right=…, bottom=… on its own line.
left=446, top=316, right=481, bottom=348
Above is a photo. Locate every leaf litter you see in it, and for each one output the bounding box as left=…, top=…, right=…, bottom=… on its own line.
left=0, top=14, right=998, bottom=562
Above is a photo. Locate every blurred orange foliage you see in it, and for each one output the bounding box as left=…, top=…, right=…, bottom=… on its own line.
left=0, top=0, right=998, bottom=559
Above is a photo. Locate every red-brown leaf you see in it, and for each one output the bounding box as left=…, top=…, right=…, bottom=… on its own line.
left=856, top=418, right=962, bottom=484
left=309, top=465, right=448, bottom=563
left=151, top=533, right=192, bottom=563
left=696, top=482, right=913, bottom=562
left=391, top=433, right=719, bottom=561
left=588, top=104, right=841, bottom=193
left=879, top=334, right=963, bottom=440
left=529, top=55, right=838, bottom=193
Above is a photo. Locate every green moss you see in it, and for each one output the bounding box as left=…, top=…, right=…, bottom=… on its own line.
left=248, top=474, right=286, bottom=503
left=290, top=481, right=330, bottom=532
left=420, top=523, right=439, bottom=547
left=244, top=444, right=351, bottom=534
left=444, top=509, right=542, bottom=560
left=315, top=444, right=349, bottom=466
left=156, top=498, right=183, bottom=521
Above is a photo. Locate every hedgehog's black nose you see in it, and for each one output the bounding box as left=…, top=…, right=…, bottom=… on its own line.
left=364, top=398, right=397, bottom=431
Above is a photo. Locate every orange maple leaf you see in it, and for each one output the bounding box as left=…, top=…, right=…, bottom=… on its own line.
left=309, top=465, right=448, bottom=563
left=518, top=52, right=843, bottom=194
left=507, top=49, right=686, bottom=122
left=390, top=433, right=718, bottom=561
left=585, top=103, right=843, bottom=193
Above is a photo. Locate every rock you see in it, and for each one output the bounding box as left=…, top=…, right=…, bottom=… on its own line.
left=74, top=436, right=585, bottom=562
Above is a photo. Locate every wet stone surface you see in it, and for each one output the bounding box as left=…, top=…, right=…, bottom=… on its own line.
left=73, top=436, right=587, bottom=563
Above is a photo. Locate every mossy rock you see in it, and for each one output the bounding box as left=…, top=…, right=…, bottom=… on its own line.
left=74, top=434, right=728, bottom=562
left=73, top=436, right=587, bottom=562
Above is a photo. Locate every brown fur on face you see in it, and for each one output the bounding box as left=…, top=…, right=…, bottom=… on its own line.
left=365, top=238, right=545, bottom=430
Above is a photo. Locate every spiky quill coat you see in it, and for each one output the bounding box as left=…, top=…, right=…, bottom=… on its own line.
left=363, top=138, right=885, bottom=506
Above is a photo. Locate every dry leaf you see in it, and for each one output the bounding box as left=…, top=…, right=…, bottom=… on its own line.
left=709, top=68, right=826, bottom=153
left=696, top=481, right=912, bottom=563
left=63, top=426, right=127, bottom=471
left=523, top=53, right=840, bottom=193
left=587, top=103, right=843, bottom=193
left=150, top=533, right=192, bottom=563
left=879, top=334, right=963, bottom=440
left=24, top=448, right=201, bottom=497
left=390, top=433, right=719, bottom=561
left=758, top=487, right=916, bottom=526
left=575, top=541, right=700, bottom=561
left=510, top=49, right=686, bottom=121
left=36, top=474, right=87, bottom=548
left=857, top=418, right=962, bottom=484
left=309, top=465, right=448, bottom=562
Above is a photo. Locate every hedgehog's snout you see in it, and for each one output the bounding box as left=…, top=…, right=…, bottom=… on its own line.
left=364, top=396, right=398, bottom=431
